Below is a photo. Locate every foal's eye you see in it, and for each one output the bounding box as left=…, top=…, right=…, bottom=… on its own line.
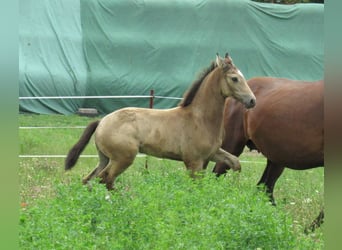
left=231, top=77, right=238, bottom=83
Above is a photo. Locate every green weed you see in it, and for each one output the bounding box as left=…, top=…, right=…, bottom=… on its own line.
left=20, top=172, right=317, bottom=249
left=19, top=114, right=324, bottom=249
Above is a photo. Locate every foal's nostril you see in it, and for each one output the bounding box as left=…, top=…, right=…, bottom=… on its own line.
left=249, top=98, right=256, bottom=108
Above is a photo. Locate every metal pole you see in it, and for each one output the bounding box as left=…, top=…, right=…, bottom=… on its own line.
left=145, top=89, right=155, bottom=169
left=149, top=89, right=154, bottom=109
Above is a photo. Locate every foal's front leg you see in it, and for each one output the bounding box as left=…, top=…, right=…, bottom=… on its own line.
left=184, top=159, right=206, bottom=178
left=211, top=148, right=241, bottom=171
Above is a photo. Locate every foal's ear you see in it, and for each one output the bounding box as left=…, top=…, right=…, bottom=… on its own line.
left=216, top=53, right=225, bottom=68
left=224, top=52, right=232, bottom=64
left=216, top=53, right=228, bottom=70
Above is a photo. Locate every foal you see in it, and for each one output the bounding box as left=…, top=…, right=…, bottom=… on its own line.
left=65, top=53, right=256, bottom=190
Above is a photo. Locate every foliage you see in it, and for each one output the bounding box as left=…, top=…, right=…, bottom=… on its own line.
left=20, top=172, right=318, bottom=249
left=19, top=114, right=324, bottom=249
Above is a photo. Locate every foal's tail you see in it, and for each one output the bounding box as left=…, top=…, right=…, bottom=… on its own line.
left=65, top=120, right=100, bottom=170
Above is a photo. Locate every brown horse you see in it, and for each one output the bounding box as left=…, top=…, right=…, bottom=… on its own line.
left=65, top=53, right=256, bottom=190
left=213, top=77, right=324, bottom=229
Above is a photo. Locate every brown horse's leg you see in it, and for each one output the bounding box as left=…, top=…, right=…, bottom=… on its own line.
left=257, top=161, right=271, bottom=187
left=82, top=149, right=109, bottom=185
left=257, top=160, right=284, bottom=205
left=304, top=209, right=324, bottom=234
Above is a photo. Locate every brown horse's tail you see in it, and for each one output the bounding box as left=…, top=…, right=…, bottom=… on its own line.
left=65, top=120, right=100, bottom=170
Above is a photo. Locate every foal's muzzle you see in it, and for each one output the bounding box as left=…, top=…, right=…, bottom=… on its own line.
left=245, top=98, right=256, bottom=109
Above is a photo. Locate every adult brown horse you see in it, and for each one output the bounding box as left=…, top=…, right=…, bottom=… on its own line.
left=65, top=53, right=256, bottom=190
left=213, top=77, right=323, bottom=230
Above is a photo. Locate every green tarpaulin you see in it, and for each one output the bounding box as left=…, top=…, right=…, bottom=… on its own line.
left=19, top=0, right=324, bottom=114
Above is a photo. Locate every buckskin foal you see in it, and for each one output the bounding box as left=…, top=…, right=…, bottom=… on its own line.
left=65, top=53, right=256, bottom=190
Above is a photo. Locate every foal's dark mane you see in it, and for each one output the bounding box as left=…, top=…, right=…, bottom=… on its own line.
left=179, top=61, right=217, bottom=107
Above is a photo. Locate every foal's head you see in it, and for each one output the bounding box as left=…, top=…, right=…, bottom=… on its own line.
left=216, top=53, right=256, bottom=109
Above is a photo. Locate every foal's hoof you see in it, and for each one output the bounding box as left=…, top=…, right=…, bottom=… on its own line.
left=82, top=179, right=93, bottom=191
left=229, top=155, right=241, bottom=172
left=231, top=161, right=241, bottom=172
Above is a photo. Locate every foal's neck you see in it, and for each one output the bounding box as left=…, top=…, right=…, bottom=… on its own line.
left=190, top=68, right=226, bottom=126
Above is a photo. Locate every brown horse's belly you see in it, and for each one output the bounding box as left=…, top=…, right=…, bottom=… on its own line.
left=252, top=131, right=323, bottom=169
left=264, top=149, right=323, bottom=169
left=247, top=83, right=323, bottom=170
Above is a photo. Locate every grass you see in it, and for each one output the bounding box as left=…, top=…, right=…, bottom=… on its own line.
left=19, top=114, right=324, bottom=249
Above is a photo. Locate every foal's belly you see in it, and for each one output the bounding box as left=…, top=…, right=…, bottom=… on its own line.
left=139, top=146, right=183, bottom=161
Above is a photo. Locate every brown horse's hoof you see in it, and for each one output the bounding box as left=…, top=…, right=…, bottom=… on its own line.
left=304, top=210, right=324, bottom=234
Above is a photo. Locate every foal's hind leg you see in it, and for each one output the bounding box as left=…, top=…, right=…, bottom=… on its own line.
left=97, top=150, right=137, bottom=190
left=82, top=149, right=109, bottom=185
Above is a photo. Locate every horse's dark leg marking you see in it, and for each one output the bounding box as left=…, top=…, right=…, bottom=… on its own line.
left=257, top=160, right=284, bottom=205
left=304, top=209, right=324, bottom=234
